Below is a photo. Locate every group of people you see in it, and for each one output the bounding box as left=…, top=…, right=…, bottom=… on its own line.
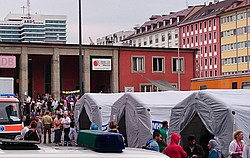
left=146, top=121, right=250, bottom=158
left=16, top=93, right=79, bottom=146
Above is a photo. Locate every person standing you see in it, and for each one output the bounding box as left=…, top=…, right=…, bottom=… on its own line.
left=54, top=113, right=62, bottom=146
left=25, top=94, right=31, bottom=115
left=158, top=121, right=168, bottom=152
left=207, top=139, right=220, bottom=158
left=243, top=134, right=250, bottom=158
left=24, top=121, right=40, bottom=142
left=184, top=135, right=205, bottom=158
left=229, top=130, right=245, bottom=158
left=163, top=132, right=187, bottom=158
left=61, top=111, right=71, bottom=146
left=42, top=111, right=52, bottom=144
left=148, top=129, right=162, bottom=152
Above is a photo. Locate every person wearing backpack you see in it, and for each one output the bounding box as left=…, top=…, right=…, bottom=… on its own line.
left=24, top=121, right=40, bottom=142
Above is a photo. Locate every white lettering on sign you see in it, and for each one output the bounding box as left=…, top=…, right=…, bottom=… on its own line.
left=24, top=19, right=35, bottom=23
left=92, top=58, right=111, bottom=70
left=0, top=56, right=16, bottom=68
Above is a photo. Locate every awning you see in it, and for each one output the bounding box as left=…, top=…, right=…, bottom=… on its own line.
left=146, top=78, right=178, bottom=91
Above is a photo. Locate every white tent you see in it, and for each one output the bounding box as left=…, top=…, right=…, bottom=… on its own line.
left=168, top=90, right=250, bottom=157
left=74, top=93, right=124, bottom=131
left=110, top=91, right=194, bottom=148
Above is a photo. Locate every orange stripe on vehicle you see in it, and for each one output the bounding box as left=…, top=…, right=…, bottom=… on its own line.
left=5, top=125, right=22, bottom=132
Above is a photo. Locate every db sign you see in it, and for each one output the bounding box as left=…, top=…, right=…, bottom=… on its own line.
left=0, top=56, right=16, bottom=68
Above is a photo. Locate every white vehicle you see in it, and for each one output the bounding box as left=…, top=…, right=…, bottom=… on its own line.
left=0, top=145, right=167, bottom=158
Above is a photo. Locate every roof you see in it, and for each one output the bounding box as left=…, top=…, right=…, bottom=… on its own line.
left=223, top=0, right=250, bottom=13
left=180, top=0, right=237, bottom=25
left=131, top=7, right=195, bottom=38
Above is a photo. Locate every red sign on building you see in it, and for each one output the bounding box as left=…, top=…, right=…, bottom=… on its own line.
left=0, top=56, right=16, bottom=68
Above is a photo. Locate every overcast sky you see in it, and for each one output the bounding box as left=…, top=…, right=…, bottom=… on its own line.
left=0, top=0, right=209, bottom=44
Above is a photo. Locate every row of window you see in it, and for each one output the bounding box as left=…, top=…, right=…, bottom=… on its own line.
left=183, top=18, right=217, bottom=34
left=221, top=56, right=250, bottom=65
left=199, top=45, right=217, bottom=54
left=201, top=57, right=218, bottom=66
left=222, top=70, right=250, bottom=76
left=200, top=70, right=218, bottom=78
left=0, top=31, right=20, bottom=34
left=0, top=35, right=20, bottom=38
left=221, top=26, right=250, bottom=38
left=221, top=11, right=250, bottom=24
left=45, top=24, right=66, bottom=28
left=0, top=26, right=19, bottom=29
left=221, top=41, right=250, bottom=52
left=135, top=30, right=179, bottom=47
left=132, top=56, right=184, bottom=73
left=45, top=20, right=66, bottom=24
left=183, top=32, right=217, bottom=45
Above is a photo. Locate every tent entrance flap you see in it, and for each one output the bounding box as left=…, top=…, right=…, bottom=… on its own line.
left=146, top=78, right=178, bottom=91
left=118, top=110, right=128, bottom=147
left=79, top=107, right=91, bottom=130
left=180, top=114, right=214, bottom=151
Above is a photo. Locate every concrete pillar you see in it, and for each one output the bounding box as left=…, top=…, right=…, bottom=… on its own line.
left=51, top=48, right=60, bottom=100
left=83, top=49, right=90, bottom=93
left=111, top=50, right=119, bottom=93
left=19, top=47, right=28, bottom=102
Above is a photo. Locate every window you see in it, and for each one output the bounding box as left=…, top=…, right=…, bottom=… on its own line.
left=209, top=58, right=212, bottom=65
left=140, top=84, right=163, bottom=92
left=161, top=34, right=165, bottom=42
left=205, top=34, right=207, bottom=41
left=155, top=34, right=159, bottom=43
left=200, top=35, right=203, bottom=42
left=209, top=45, right=212, bottom=52
left=205, top=59, right=208, bottom=66
left=149, top=36, right=152, bottom=44
left=200, top=22, right=202, bottom=30
left=210, top=71, right=213, bottom=77
left=195, top=36, right=198, bottom=43
left=138, top=39, right=141, bottom=47
left=209, top=33, right=212, bottom=40
left=214, top=45, right=217, bottom=52
left=187, top=26, right=189, bottom=32
left=204, top=21, right=207, bottom=28
left=215, top=70, right=217, bottom=76
left=232, top=82, right=237, bottom=89
left=132, top=56, right=144, bottom=72
left=187, top=38, right=190, bottom=44
left=191, top=37, right=194, bottom=44
left=144, top=38, right=147, bottom=45
left=168, top=32, right=172, bottom=40
left=152, top=57, right=164, bottom=72
left=209, top=20, right=211, bottom=27
left=214, top=32, right=217, bottom=39
left=183, top=27, right=185, bottom=34
left=213, top=19, right=216, bottom=26
left=205, top=71, right=208, bottom=77
left=195, top=24, right=198, bottom=31
left=172, top=57, right=184, bottom=73
left=205, top=46, right=207, bottom=54
left=183, top=39, right=186, bottom=45
left=191, top=25, right=193, bottom=31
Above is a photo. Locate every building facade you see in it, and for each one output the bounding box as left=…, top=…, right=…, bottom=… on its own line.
left=119, top=47, right=197, bottom=92
left=220, top=0, right=250, bottom=75
left=0, top=42, right=196, bottom=101
left=179, top=0, right=237, bottom=78
left=0, top=13, right=66, bottom=43
left=130, top=6, right=203, bottom=48
left=96, top=30, right=133, bottom=46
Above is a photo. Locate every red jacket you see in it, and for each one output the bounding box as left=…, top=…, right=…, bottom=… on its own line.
left=163, top=133, right=187, bottom=158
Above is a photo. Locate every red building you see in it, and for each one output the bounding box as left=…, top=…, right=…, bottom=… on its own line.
left=179, top=0, right=236, bottom=78
left=119, top=47, right=197, bottom=92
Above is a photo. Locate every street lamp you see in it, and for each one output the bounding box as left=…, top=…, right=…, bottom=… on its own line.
left=79, top=0, right=84, bottom=96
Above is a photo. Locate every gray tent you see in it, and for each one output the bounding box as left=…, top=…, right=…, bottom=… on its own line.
left=74, top=93, right=124, bottom=131
left=168, top=90, right=250, bottom=157
left=110, top=91, right=193, bottom=148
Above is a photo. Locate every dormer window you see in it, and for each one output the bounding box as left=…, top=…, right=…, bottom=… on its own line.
left=164, top=21, right=166, bottom=26
left=177, top=16, right=180, bottom=23
left=170, top=19, right=173, bottom=25
left=232, top=2, right=237, bottom=8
